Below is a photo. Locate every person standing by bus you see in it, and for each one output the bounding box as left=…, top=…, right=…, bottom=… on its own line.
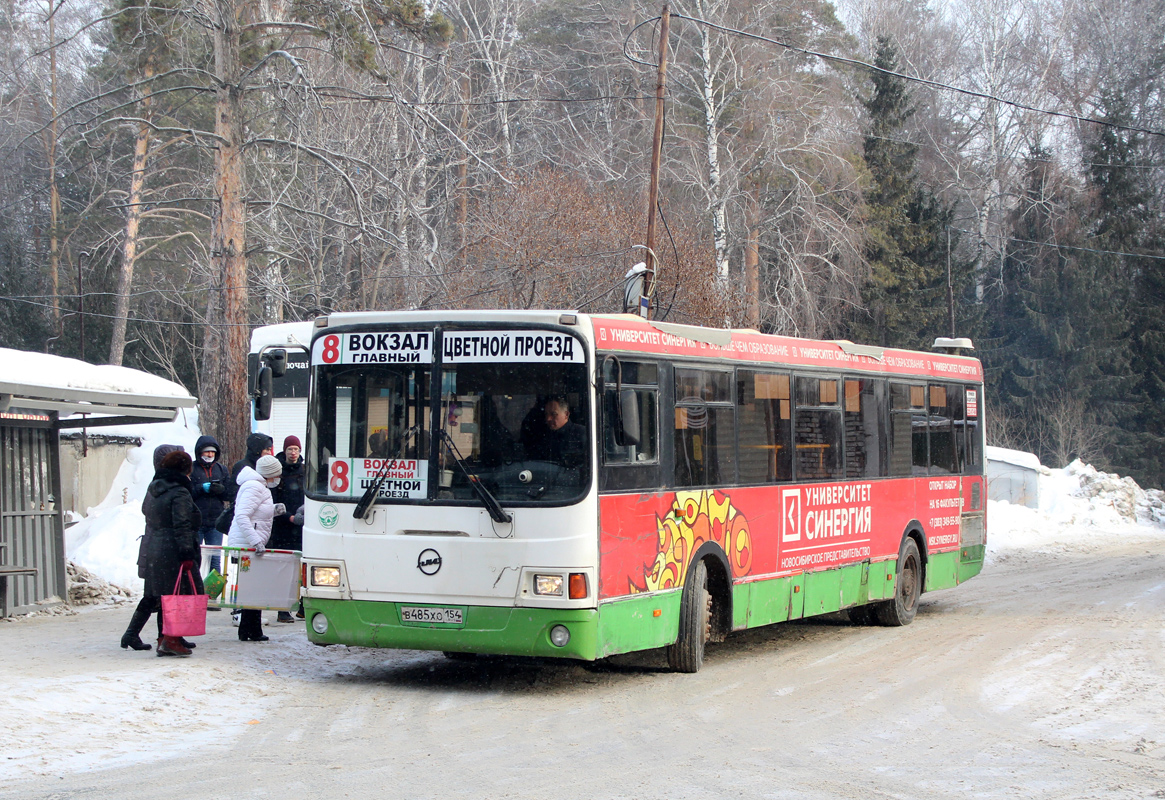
left=121, top=444, right=187, bottom=652
left=190, top=435, right=229, bottom=576
left=229, top=455, right=282, bottom=642
left=270, top=435, right=305, bottom=622
left=226, top=433, right=274, bottom=505
left=143, top=449, right=203, bottom=657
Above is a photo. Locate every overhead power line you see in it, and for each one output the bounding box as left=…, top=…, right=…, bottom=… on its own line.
left=665, top=13, right=1165, bottom=141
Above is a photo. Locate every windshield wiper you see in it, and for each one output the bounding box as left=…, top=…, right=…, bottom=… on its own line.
left=438, top=429, right=512, bottom=524
left=353, top=426, right=419, bottom=520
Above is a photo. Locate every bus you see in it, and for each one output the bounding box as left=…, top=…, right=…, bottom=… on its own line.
left=294, top=310, right=985, bottom=672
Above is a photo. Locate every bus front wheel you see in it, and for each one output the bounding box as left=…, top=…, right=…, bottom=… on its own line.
left=668, top=560, right=711, bottom=673
left=875, top=537, right=922, bottom=627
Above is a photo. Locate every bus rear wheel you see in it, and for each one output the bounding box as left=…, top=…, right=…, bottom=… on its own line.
left=875, top=537, right=921, bottom=627
left=667, top=560, right=711, bottom=673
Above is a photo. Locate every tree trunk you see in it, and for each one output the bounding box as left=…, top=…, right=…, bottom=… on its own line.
left=45, top=4, right=61, bottom=335
left=201, top=0, right=250, bottom=462
left=744, top=190, right=760, bottom=329
left=698, top=24, right=730, bottom=294
left=110, top=64, right=155, bottom=366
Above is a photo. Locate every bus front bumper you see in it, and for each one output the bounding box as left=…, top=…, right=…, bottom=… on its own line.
left=303, top=598, right=599, bottom=660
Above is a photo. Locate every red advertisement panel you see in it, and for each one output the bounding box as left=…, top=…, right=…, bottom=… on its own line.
left=597, top=477, right=966, bottom=600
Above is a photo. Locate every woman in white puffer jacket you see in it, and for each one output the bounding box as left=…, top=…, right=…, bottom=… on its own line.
left=229, top=455, right=283, bottom=641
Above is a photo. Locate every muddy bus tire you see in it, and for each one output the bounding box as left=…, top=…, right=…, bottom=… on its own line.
left=668, top=560, right=711, bottom=673
left=875, top=537, right=922, bottom=627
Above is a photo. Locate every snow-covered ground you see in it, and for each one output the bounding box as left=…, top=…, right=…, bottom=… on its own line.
left=1, top=452, right=1163, bottom=795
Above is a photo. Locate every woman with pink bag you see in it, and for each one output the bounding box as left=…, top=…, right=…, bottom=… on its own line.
left=142, top=449, right=204, bottom=657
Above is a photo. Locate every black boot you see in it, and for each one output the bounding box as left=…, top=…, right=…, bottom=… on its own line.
left=121, top=598, right=154, bottom=650
left=120, top=633, right=151, bottom=651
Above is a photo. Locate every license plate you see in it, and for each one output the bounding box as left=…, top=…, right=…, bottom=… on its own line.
left=401, top=606, right=464, bottom=625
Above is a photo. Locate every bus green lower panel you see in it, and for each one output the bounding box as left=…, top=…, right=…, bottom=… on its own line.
left=595, top=591, right=682, bottom=657
left=924, top=551, right=959, bottom=592
left=959, top=544, right=985, bottom=583
left=304, top=598, right=599, bottom=660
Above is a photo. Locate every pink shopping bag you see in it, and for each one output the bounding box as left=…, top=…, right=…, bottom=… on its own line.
left=161, top=564, right=208, bottom=637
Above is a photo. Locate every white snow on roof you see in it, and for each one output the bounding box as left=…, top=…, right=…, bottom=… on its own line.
left=0, top=348, right=192, bottom=400
left=986, top=445, right=1042, bottom=471
left=249, top=321, right=315, bottom=352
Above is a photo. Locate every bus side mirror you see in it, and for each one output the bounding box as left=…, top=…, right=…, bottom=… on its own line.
left=254, top=366, right=273, bottom=421
left=618, top=389, right=641, bottom=446
left=265, top=348, right=287, bottom=378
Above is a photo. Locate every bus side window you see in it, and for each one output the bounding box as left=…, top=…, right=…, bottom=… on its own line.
left=961, top=386, right=983, bottom=474
left=674, top=368, right=734, bottom=487
left=737, top=370, right=792, bottom=483
left=600, top=359, right=660, bottom=492
left=603, top=387, right=658, bottom=465
left=793, top=376, right=843, bottom=481
left=844, top=377, right=888, bottom=479
left=929, top=384, right=961, bottom=475
left=889, top=383, right=925, bottom=477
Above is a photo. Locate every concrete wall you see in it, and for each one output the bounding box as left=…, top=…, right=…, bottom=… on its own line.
left=58, top=434, right=141, bottom=518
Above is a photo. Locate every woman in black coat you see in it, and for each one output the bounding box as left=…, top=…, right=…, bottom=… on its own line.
left=121, top=444, right=188, bottom=652
left=143, top=450, right=203, bottom=657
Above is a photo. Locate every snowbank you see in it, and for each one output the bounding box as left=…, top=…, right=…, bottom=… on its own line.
left=987, top=458, right=1165, bottom=561
left=65, top=415, right=202, bottom=593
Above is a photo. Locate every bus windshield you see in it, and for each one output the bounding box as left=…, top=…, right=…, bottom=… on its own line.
left=309, top=329, right=590, bottom=506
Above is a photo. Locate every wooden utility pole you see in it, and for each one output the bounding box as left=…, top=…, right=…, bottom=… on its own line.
left=643, top=2, right=670, bottom=320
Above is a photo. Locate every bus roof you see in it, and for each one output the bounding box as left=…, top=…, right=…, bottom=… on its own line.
left=250, top=321, right=315, bottom=352
left=589, top=314, right=983, bottom=382
left=308, top=310, right=983, bottom=382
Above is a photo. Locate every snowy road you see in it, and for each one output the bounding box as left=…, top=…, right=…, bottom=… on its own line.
left=2, top=518, right=1163, bottom=799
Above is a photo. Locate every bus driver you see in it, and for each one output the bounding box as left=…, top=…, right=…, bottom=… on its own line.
left=522, top=396, right=585, bottom=468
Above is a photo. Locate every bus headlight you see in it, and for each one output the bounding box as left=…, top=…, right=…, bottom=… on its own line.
left=549, top=625, right=570, bottom=647
left=311, top=614, right=329, bottom=635
left=312, top=566, right=341, bottom=587
left=534, top=574, right=563, bottom=596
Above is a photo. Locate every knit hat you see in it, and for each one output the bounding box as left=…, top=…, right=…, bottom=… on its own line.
left=256, top=455, right=283, bottom=479
left=283, top=435, right=302, bottom=450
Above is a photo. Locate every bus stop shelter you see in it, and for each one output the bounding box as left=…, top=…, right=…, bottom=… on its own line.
left=0, top=348, right=196, bottom=616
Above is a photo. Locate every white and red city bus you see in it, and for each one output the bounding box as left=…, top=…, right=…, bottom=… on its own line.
left=298, top=311, right=985, bottom=671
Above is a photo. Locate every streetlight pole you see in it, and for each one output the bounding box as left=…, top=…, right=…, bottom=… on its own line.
left=77, top=251, right=89, bottom=361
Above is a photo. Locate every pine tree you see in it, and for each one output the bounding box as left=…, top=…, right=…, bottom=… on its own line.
left=849, top=37, right=957, bottom=350
left=1086, top=94, right=1165, bottom=485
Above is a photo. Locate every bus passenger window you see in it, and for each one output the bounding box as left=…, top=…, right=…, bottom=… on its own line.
left=962, top=387, right=983, bottom=473
left=929, top=384, right=961, bottom=475
left=737, top=370, right=792, bottom=483
left=890, top=383, right=925, bottom=477
left=793, top=377, right=842, bottom=481
left=844, top=378, right=887, bottom=479
left=603, top=387, right=658, bottom=464
left=674, top=368, right=734, bottom=487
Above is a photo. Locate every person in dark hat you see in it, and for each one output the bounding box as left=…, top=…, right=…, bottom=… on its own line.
left=121, top=444, right=200, bottom=653
left=121, top=448, right=203, bottom=656
left=190, top=434, right=229, bottom=576
left=270, top=435, right=305, bottom=622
